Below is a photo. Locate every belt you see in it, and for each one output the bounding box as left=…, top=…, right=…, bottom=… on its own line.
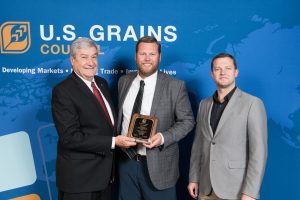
left=133, top=154, right=147, bottom=162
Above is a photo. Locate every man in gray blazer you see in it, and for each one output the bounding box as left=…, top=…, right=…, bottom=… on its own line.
left=117, top=36, right=195, bottom=200
left=188, top=53, right=268, bottom=200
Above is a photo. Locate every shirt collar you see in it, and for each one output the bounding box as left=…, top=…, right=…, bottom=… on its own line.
left=74, top=71, right=95, bottom=86
left=137, top=71, right=158, bottom=86
left=213, top=86, right=237, bottom=104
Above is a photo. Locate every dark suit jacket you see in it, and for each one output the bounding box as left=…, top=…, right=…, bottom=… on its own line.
left=52, top=72, right=116, bottom=193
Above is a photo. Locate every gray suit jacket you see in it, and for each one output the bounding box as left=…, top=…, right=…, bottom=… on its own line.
left=189, top=88, right=267, bottom=199
left=117, top=71, right=195, bottom=190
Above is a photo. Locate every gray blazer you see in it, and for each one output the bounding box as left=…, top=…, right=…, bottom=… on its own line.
left=189, top=88, right=267, bottom=199
left=117, top=71, right=195, bottom=190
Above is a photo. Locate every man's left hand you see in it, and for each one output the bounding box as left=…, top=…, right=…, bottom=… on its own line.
left=143, top=133, right=162, bottom=148
left=241, top=194, right=255, bottom=200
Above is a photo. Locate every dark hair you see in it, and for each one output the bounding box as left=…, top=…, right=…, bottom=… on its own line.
left=136, top=36, right=161, bottom=54
left=211, top=53, right=237, bottom=71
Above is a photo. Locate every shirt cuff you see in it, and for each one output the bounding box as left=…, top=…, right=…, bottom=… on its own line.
left=158, top=132, right=164, bottom=145
left=111, top=137, right=115, bottom=149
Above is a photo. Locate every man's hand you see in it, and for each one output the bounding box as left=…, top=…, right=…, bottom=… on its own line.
left=187, top=182, right=199, bottom=199
left=241, top=194, right=256, bottom=200
left=115, top=135, right=136, bottom=148
left=143, top=133, right=162, bottom=149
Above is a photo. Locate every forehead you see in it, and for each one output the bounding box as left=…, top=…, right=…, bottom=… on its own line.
left=213, top=57, right=234, bottom=67
left=137, top=42, right=159, bottom=52
left=76, top=46, right=98, bottom=55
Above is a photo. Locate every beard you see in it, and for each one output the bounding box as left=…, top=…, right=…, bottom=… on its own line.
left=137, top=64, right=158, bottom=77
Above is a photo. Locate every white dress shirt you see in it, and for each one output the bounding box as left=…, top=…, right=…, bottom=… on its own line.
left=121, top=71, right=163, bottom=155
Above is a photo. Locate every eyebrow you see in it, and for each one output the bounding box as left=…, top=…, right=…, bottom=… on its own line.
left=79, top=53, right=98, bottom=56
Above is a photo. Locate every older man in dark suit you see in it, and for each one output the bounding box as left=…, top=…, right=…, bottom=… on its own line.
left=52, top=37, right=136, bottom=200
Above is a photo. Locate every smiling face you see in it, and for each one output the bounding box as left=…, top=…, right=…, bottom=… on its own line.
left=71, top=46, right=98, bottom=81
left=211, top=57, right=238, bottom=90
left=135, top=42, right=161, bottom=79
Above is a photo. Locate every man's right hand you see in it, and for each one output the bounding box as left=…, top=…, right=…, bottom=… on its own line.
left=115, top=135, right=136, bottom=148
left=188, top=182, right=199, bottom=199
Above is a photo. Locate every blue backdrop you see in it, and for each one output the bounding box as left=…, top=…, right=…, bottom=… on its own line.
left=1, top=0, right=299, bottom=199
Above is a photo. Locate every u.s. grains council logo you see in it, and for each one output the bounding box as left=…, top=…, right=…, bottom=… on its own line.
left=0, top=21, right=31, bottom=54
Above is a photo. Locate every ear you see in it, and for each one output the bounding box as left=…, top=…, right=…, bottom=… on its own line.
left=235, top=69, right=239, bottom=78
left=159, top=53, right=162, bottom=62
left=70, top=56, right=75, bottom=66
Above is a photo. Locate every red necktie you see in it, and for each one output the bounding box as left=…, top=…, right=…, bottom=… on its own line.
left=91, top=82, right=113, bottom=128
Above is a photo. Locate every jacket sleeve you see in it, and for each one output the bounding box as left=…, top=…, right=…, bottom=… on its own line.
left=189, top=101, right=203, bottom=183
left=242, top=97, right=268, bottom=199
left=162, top=81, right=195, bottom=147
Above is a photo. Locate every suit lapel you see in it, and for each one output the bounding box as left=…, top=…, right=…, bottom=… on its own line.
left=119, top=73, right=136, bottom=110
left=95, top=78, right=116, bottom=122
left=72, top=73, right=114, bottom=130
left=117, top=73, right=136, bottom=134
left=150, top=72, right=165, bottom=116
left=71, top=73, right=99, bottom=107
left=206, top=98, right=214, bottom=138
left=214, top=88, right=241, bottom=137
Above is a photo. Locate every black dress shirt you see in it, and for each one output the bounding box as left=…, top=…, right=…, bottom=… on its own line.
left=210, top=87, right=237, bottom=134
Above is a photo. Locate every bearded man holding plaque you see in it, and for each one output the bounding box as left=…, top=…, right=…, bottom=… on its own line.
left=117, top=36, right=195, bottom=200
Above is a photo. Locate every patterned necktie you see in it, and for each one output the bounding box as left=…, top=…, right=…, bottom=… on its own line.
left=91, top=82, right=113, bottom=128
left=126, top=80, right=145, bottom=159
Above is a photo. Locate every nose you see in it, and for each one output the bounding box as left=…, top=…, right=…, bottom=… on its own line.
left=145, top=54, right=151, bottom=61
left=220, top=69, right=225, bottom=74
left=86, top=57, right=94, bottom=65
